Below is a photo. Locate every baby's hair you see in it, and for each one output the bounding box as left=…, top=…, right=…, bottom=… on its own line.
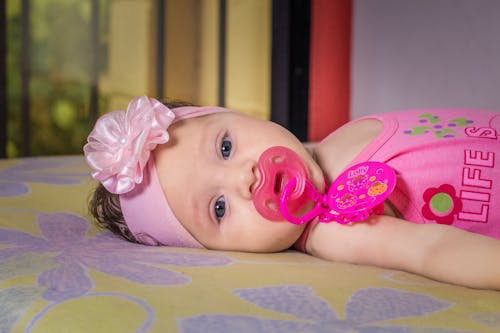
left=88, top=100, right=196, bottom=243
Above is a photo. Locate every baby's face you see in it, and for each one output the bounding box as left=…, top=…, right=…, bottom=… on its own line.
left=155, top=112, right=325, bottom=252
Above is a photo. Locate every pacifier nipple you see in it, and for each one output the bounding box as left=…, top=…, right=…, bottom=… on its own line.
left=252, top=146, right=310, bottom=221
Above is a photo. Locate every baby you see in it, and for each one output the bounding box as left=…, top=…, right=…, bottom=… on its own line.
left=85, top=96, right=500, bottom=290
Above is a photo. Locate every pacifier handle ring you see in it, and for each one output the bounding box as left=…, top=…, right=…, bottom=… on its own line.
left=279, top=179, right=327, bottom=224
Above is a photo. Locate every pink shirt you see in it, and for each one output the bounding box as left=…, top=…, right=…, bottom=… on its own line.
left=347, top=109, right=500, bottom=239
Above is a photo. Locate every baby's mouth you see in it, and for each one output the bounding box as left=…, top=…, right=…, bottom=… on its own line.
left=252, top=146, right=310, bottom=221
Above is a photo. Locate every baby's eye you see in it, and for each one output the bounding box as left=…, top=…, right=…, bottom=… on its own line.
left=214, top=196, right=226, bottom=221
left=220, top=136, right=232, bottom=160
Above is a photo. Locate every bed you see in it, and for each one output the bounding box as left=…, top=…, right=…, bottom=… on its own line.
left=1, top=155, right=500, bottom=333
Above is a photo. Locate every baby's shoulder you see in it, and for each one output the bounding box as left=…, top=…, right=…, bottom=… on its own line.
left=314, top=118, right=382, bottom=180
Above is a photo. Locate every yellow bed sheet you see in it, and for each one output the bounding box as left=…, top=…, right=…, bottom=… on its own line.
left=1, top=156, right=500, bottom=333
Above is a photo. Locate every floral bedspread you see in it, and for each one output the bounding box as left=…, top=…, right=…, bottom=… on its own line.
left=1, top=156, right=500, bottom=333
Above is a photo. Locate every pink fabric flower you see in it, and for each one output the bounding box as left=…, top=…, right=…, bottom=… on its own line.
left=84, top=96, right=174, bottom=194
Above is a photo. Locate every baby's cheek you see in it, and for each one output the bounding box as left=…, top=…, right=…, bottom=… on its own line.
left=263, top=222, right=304, bottom=252
left=239, top=203, right=303, bottom=252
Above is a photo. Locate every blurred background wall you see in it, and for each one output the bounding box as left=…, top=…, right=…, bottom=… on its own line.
left=2, top=0, right=500, bottom=157
left=352, top=0, right=500, bottom=118
left=1, top=0, right=274, bottom=157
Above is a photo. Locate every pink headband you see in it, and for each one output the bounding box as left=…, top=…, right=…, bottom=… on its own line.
left=84, top=96, right=229, bottom=247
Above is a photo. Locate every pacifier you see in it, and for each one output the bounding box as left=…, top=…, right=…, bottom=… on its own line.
left=253, top=146, right=397, bottom=225
left=252, top=146, right=311, bottom=221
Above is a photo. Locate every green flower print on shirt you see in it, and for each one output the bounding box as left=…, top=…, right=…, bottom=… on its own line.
left=404, top=113, right=473, bottom=139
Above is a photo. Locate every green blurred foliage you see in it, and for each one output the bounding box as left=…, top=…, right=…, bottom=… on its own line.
left=6, top=0, right=110, bottom=157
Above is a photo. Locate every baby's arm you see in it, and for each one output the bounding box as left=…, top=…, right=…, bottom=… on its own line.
left=306, top=215, right=500, bottom=290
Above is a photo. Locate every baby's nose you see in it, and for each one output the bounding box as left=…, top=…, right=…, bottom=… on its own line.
left=233, top=161, right=258, bottom=200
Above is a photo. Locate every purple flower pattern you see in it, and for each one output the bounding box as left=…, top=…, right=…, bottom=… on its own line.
left=0, top=156, right=87, bottom=197
left=179, top=285, right=457, bottom=333
left=470, top=312, right=500, bottom=330
left=0, top=286, right=44, bottom=333
left=0, top=212, right=232, bottom=302
left=0, top=156, right=232, bottom=331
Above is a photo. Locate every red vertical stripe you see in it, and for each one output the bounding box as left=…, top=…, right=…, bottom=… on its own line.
left=308, top=0, right=352, bottom=142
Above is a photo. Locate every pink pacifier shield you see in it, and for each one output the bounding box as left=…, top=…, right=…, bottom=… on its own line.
left=253, top=146, right=310, bottom=221
left=326, top=161, right=396, bottom=223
